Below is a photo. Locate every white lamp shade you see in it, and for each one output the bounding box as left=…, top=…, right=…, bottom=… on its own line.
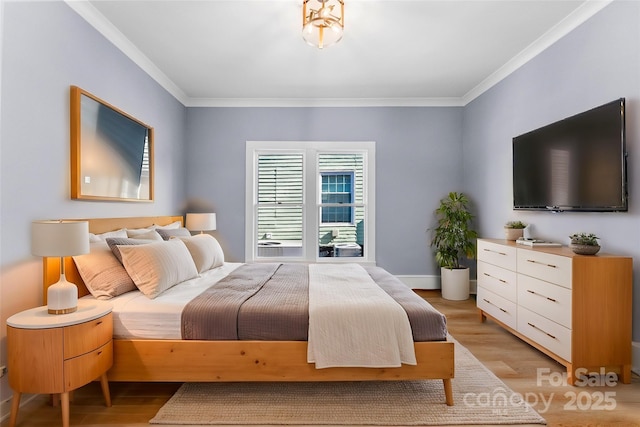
left=186, top=213, right=217, bottom=232
left=31, top=220, right=90, bottom=257
left=31, top=220, right=89, bottom=315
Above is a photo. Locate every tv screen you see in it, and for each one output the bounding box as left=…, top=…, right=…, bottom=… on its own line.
left=513, top=98, right=627, bottom=212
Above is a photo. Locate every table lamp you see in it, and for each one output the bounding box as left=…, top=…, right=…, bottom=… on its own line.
left=185, top=213, right=216, bottom=234
left=31, top=220, right=90, bottom=314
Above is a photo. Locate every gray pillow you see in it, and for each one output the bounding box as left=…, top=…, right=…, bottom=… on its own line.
left=106, top=237, right=151, bottom=263
left=157, top=227, right=191, bottom=240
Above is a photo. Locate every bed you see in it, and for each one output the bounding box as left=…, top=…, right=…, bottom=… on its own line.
left=42, top=216, right=455, bottom=405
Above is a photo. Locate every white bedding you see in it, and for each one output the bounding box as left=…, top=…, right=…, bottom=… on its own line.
left=82, top=262, right=241, bottom=339
left=307, top=263, right=417, bottom=368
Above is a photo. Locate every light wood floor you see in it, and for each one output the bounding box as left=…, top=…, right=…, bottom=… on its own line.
left=3, top=291, right=639, bottom=427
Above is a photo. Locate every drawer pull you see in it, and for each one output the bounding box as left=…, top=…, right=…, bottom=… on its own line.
left=483, top=248, right=507, bottom=256
left=96, top=321, right=103, bottom=326
left=482, top=298, right=508, bottom=313
left=526, top=289, right=557, bottom=302
left=526, top=259, right=557, bottom=269
left=527, top=322, right=556, bottom=340
left=483, top=272, right=507, bottom=284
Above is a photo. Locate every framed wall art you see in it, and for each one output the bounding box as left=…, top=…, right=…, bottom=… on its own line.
left=70, top=85, right=154, bottom=202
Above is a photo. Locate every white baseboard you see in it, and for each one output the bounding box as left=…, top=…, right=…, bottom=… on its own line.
left=633, top=341, right=640, bottom=376
left=395, top=275, right=477, bottom=294
left=396, top=275, right=440, bottom=290
left=0, top=394, right=36, bottom=423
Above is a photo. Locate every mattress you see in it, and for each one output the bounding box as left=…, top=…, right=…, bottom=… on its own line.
left=87, top=262, right=447, bottom=341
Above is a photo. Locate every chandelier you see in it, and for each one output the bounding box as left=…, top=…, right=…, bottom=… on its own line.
left=302, top=0, right=344, bottom=49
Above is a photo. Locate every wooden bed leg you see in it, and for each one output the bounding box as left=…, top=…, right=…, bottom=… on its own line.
left=443, top=378, right=454, bottom=406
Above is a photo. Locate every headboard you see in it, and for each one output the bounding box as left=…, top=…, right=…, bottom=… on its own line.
left=42, top=215, right=184, bottom=303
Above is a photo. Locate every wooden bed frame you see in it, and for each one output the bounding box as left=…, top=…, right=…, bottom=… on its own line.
left=43, top=216, right=455, bottom=405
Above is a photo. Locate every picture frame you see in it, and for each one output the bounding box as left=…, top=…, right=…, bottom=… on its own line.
left=70, top=86, right=154, bottom=202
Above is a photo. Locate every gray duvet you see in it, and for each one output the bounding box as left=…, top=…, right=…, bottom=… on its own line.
left=181, top=263, right=447, bottom=342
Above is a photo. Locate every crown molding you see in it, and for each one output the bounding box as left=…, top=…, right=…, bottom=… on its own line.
left=64, top=0, right=189, bottom=105
left=66, top=0, right=612, bottom=108
left=184, top=97, right=465, bottom=108
left=462, top=0, right=613, bottom=105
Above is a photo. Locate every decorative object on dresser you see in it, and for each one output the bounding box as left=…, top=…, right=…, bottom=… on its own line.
left=568, top=232, right=600, bottom=255
left=504, top=220, right=527, bottom=241
left=185, top=212, right=217, bottom=234
left=476, top=238, right=632, bottom=385
left=430, top=192, right=478, bottom=300
left=6, top=299, right=113, bottom=427
left=31, top=220, right=90, bottom=314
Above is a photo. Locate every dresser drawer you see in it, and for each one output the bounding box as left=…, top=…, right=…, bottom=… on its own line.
left=518, top=274, right=572, bottom=328
left=64, top=313, right=113, bottom=359
left=64, top=340, right=113, bottom=391
left=517, top=249, right=572, bottom=289
left=518, top=307, right=571, bottom=362
left=478, top=240, right=517, bottom=270
left=477, top=261, right=517, bottom=302
left=477, top=287, right=517, bottom=330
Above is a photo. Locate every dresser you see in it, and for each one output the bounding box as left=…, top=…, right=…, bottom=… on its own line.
left=6, top=300, right=113, bottom=427
left=477, top=238, right=632, bottom=385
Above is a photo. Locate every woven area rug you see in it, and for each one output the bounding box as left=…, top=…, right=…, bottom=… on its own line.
left=150, top=338, right=546, bottom=426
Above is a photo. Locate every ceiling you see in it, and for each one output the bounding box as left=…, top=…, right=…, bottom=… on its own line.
left=67, top=0, right=611, bottom=107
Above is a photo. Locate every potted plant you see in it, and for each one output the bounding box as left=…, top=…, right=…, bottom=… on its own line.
left=569, top=233, right=600, bottom=255
left=504, top=220, right=527, bottom=241
left=430, top=192, right=478, bottom=300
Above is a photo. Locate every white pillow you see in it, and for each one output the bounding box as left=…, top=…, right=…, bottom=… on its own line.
left=72, top=242, right=136, bottom=299
left=153, top=220, right=181, bottom=230
left=177, top=234, right=225, bottom=273
left=89, top=228, right=127, bottom=243
left=118, top=240, right=198, bottom=299
left=126, top=229, right=163, bottom=240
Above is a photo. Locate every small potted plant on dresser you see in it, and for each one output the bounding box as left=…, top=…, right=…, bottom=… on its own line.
left=430, top=192, right=478, bottom=300
left=504, top=221, right=527, bottom=241
left=569, top=232, right=601, bottom=255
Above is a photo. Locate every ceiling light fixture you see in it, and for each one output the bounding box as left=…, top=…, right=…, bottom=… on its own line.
left=302, top=0, right=344, bottom=49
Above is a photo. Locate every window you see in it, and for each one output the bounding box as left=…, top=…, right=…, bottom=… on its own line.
left=246, top=141, right=375, bottom=263
left=321, top=172, right=354, bottom=224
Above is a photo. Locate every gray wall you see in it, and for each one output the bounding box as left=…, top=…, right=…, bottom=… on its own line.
left=462, top=0, right=640, bottom=340
left=185, top=107, right=464, bottom=272
left=0, top=1, right=186, bottom=402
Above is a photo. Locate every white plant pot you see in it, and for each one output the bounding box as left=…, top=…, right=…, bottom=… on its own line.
left=440, top=267, right=470, bottom=301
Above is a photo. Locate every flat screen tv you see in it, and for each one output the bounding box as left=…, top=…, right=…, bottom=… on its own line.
left=513, top=98, right=627, bottom=212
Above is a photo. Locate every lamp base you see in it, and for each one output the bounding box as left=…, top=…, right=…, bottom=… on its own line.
left=47, top=274, right=78, bottom=315
left=48, top=306, right=78, bottom=315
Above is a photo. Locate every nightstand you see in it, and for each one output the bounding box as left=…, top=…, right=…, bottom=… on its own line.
left=6, top=299, right=113, bottom=427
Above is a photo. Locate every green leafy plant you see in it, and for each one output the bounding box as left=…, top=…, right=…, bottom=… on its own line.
left=430, top=192, right=478, bottom=269
left=505, top=220, right=526, bottom=229
left=569, top=232, right=599, bottom=246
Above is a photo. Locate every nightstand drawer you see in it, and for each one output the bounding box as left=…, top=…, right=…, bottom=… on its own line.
left=518, top=274, right=572, bottom=328
left=477, top=287, right=517, bottom=330
left=477, top=261, right=517, bottom=302
left=517, top=249, right=572, bottom=289
left=478, top=240, right=517, bottom=270
left=64, top=340, right=113, bottom=390
left=518, top=307, right=571, bottom=362
left=64, top=313, right=113, bottom=359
